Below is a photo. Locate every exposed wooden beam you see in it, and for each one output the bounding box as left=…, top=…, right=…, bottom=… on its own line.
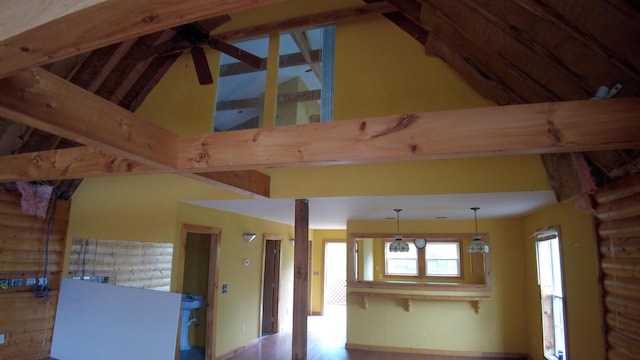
left=420, top=0, right=564, bottom=102
left=424, top=35, right=523, bottom=105
left=215, top=2, right=397, bottom=42
left=216, top=90, right=321, bottom=111
left=87, top=38, right=137, bottom=93
left=459, top=0, right=593, bottom=97
left=0, top=146, right=271, bottom=198
left=515, top=0, right=640, bottom=82
left=178, top=97, right=640, bottom=171
left=0, top=146, right=159, bottom=180
left=0, top=0, right=283, bottom=78
left=0, top=68, right=178, bottom=169
left=290, top=31, right=321, bottom=81
left=182, top=171, right=270, bottom=199
left=219, top=50, right=322, bottom=78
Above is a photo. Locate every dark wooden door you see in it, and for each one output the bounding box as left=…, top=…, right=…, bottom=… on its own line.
left=261, top=240, right=281, bottom=335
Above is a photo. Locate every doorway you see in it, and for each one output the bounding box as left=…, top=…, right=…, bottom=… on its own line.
left=261, top=237, right=281, bottom=336
left=323, top=241, right=347, bottom=315
left=180, top=225, right=220, bottom=360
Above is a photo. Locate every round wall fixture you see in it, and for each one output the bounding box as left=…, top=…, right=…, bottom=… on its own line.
left=243, top=259, right=250, bottom=266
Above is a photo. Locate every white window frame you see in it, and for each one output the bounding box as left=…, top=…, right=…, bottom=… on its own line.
left=536, top=228, right=568, bottom=360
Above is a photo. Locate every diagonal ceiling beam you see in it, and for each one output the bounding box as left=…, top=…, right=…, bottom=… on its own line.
left=178, top=97, right=640, bottom=171
left=0, top=68, right=271, bottom=198
left=0, top=0, right=283, bottom=78
left=0, top=68, right=178, bottom=169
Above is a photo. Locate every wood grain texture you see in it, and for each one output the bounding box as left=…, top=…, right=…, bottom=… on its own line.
left=0, top=0, right=283, bottom=78
left=179, top=97, right=640, bottom=171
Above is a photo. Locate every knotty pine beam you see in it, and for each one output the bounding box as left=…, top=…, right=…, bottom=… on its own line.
left=0, top=68, right=270, bottom=198
left=0, top=68, right=178, bottom=169
left=0, top=0, right=283, bottom=78
left=0, top=146, right=271, bottom=198
left=179, top=97, right=640, bottom=172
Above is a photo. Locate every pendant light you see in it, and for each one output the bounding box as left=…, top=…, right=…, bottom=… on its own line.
left=467, top=207, right=489, bottom=254
left=389, top=209, right=410, bottom=252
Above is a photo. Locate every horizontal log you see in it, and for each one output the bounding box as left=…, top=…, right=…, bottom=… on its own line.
left=606, top=295, right=640, bottom=320
left=596, top=193, right=640, bottom=222
left=68, top=264, right=172, bottom=274
left=0, top=237, right=65, bottom=252
left=0, top=249, right=63, bottom=263
left=605, top=278, right=640, bottom=300
left=608, top=331, right=640, bottom=358
left=603, top=258, right=640, bottom=279
left=595, top=175, right=640, bottom=204
left=116, top=278, right=171, bottom=289
left=0, top=212, right=69, bottom=229
left=607, top=313, right=640, bottom=342
left=599, top=217, right=640, bottom=239
left=0, top=260, right=63, bottom=273
left=609, top=347, right=638, bottom=360
left=600, top=237, right=640, bottom=258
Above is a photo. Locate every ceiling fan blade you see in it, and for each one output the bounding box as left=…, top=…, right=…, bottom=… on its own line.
left=196, top=14, right=232, bottom=33
left=191, top=46, right=213, bottom=85
left=132, top=38, right=190, bottom=61
left=209, top=38, right=264, bottom=69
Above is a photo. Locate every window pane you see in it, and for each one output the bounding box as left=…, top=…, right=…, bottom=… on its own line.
left=385, top=242, right=418, bottom=276
left=425, top=242, right=460, bottom=276
left=275, top=26, right=332, bottom=126
left=214, top=37, right=269, bottom=131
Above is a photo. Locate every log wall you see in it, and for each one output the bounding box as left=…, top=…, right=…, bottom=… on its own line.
left=595, top=174, right=640, bottom=359
left=0, top=191, right=69, bottom=359
left=68, top=238, right=173, bottom=291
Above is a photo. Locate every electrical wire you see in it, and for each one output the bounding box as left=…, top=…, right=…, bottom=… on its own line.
left=34, top=189, right=58, bottom=299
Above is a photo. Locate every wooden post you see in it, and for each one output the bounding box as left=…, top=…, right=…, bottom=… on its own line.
left=292, top=199, right=309, bottom=360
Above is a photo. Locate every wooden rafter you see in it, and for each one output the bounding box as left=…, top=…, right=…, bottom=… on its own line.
left=219, top=50, right=322, bottom=78
left=214, top=2, right=397, bottom=42
left=515, top=0, right=640, bottom=82
left=0, top=0, right=283, bottom=78
left=290, top=31, right=321, bottom=81
left=420, top=0, right=565, bottom=102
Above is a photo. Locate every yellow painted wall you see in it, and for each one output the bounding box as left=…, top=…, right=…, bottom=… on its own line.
left=347, top=218, right=528, bottom=354
left=522, top=199, right=605, bottom=360
left=176, top=202, right=294, bottom=354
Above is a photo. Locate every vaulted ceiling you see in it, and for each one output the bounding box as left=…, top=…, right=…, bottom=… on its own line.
left=0, top=0, right=638, bottom=201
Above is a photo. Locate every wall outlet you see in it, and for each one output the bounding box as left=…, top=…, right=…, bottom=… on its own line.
left=0, top=333, right=5, bottom=345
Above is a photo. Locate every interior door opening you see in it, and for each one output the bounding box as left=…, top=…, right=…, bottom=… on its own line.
left=261, top=238, right=281, bottom=336
left=181, top=225, right=220, bottom=360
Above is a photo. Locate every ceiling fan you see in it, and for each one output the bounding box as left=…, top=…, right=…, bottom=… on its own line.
left=133, top=15, right=263, bottom=85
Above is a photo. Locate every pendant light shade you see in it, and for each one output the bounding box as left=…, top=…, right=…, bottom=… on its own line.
left=389, top=209, right=410, bottom=252
left=467, top=207, right=489, bottom=254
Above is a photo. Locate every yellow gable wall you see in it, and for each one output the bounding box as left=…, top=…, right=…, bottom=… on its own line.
left=64, top=2, right=564, bottom=358
left=522, top=199, right=605, bottom=359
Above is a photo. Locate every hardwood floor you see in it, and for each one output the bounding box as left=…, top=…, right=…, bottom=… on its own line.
left=224, top=305, right=438, bottom=360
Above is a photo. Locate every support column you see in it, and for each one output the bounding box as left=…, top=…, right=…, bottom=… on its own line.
left=292, top=198, right=309, bottom=360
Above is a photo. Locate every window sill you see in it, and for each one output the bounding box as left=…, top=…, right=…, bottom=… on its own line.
left=349, top=291, right=490, bottom=313
left=349, top=280, right=490, bottom=292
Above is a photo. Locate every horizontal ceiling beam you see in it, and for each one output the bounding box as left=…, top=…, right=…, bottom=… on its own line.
left=0, top=0, right=283, bottom=78
left=0, top=146, right=271, bottom=198
left=178, top=97, right=640, bottom=171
